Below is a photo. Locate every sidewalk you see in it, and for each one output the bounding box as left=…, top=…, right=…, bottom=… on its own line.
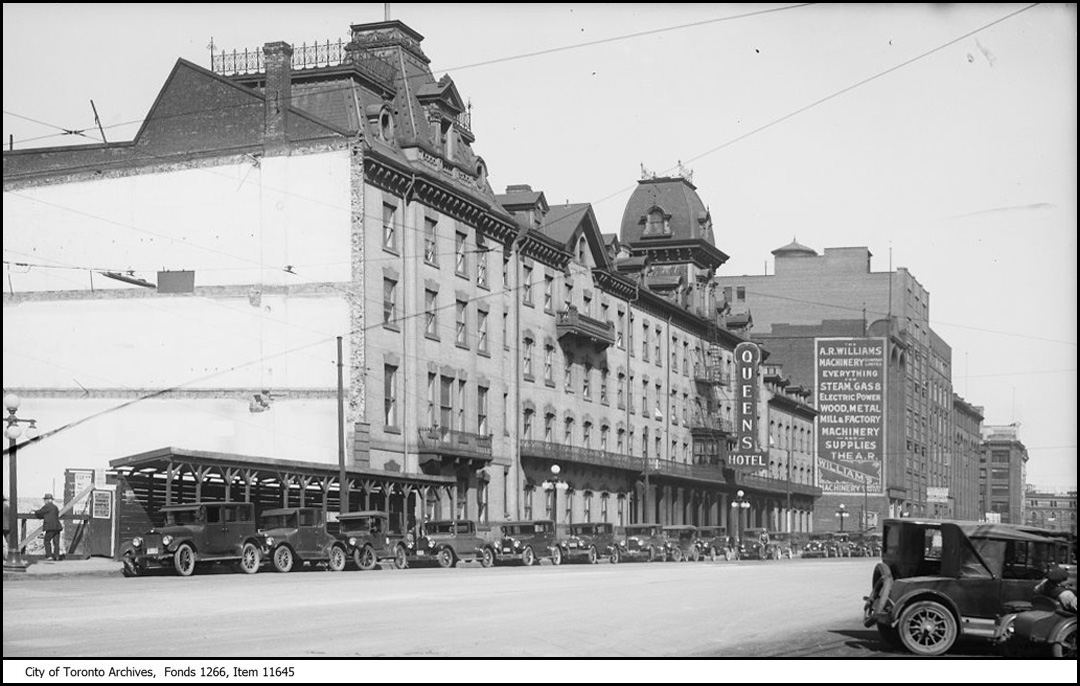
left=2, top=556, right=123, bottom=582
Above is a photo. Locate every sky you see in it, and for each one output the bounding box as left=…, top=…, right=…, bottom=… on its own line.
left=3, top=3, right=1076, bottom=490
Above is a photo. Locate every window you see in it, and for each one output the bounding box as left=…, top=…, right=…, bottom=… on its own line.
left=600, top=426, right=609, bottom=452
left=644, top=208, right=668, bottom=235
left=424, top=289, right=438, bottom=338
left=523, top=265, right=533, bottom=305
left=578, top=236, right=587, bottom=262
left=736, top=286, right=746, bottom=302
left=477, top=310, right=489, bottom=353
left=384, top=365, right=398, bottom=429
left=641, top=380, right=648, bottom=414
left=642, top=323, right=650, bottom=360
left=523, top=409, right=534, bottom=439
left=455, top=300, right=468, bottom=347
left=477, top=387, right=488, bottom=434
left=382, top=204, right=397, bottom=251
left=455, top=232, right=467, bottom=276
left=617, top=429, right=625, bottom=453
left=583, top=363, right=592, bottom=399
left=544, top=275, right=554, bottom=312
left=477, top=479, right=489, bottom=524
left=502, top=258, right=509, bottom=292
left=544, top=413, right=555, bottom=441
left=628, top=315, right=635, bottom=355
left=564, top=353, right=574, bottom=390
left=602, top=493, right=610, bottom=522
left=683, top=342, right=689, bottom=374
left=427, top=373, right=436, bottom=426
left=564, top=417, right=574, bottom=445
left=424, top=217, right=438, bottom=266
left=655, top=383, right=662, bottom=416
left=655, top=436, right=662, bottom=459
left=617, top=373, right=625, bottom=408
left=503, top=312, right=509, bottom=350
left=383, top=278, right=397, bottom=327
left=457, top=380, right=466, bottom=434
left=671, top=337, right=678, bottom=367
left=583, top=421, right=593, bottom=448
left=564, top=282, right=574, bottom=312
left=617, top=311, right=625, bottom=348
left=584, top=492, right=592, bottom=522
left=523, top=338, right=534, bottom=379
left=440, top=376, right=454, bottom=430
left=654, top=327, right=661, bottom=365
left=544, top=345, right=554, bottom=384
left=476, top=238, right=488, bottom=288
left=600, top=368, right=609, bottom=404
left=503, top=392, right=509, bottom=436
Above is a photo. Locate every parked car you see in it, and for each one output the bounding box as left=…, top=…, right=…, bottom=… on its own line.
left=336, top=510, right=408, bottom=570
left=738, top=528, right=773, bottom=560
left=562, top=522, right=618, bottom=564
left=766, top=532, right=797, bottom=559
left=495, top=520, right=560, bottom=565
left=802, top=532, right=838, bottom=559
left=865, top=532, right=883, bottom=557
left=414, top=519, right=495, bottom=568
left=864, top=520, right=1066, bottom=656
left=121, top=501, right=263, bottom=577
left=662, top=525, right=703, bottom=562
left=615, top=524, right=671, bottom=563
left=258, top=507, right=348, bottom=573
left=695, top=526, right=734, bottom=560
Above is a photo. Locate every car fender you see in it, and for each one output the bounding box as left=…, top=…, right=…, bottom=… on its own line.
left=1051, top=616, right=1077, bottom=646
left=886, top=589, right=961, bottom=627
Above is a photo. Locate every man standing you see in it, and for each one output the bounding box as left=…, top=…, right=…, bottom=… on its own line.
left=34, top=493, right=62, bottom=561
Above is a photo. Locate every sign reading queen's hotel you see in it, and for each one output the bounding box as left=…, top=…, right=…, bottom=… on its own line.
left=815, top=338, right=886, bottom=496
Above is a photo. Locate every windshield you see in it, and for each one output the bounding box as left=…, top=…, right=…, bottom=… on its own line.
left=261, top=513, right=298, bottom=529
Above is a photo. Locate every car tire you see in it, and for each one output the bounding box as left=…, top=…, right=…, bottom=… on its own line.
left=670, top=548, right=683, bottom=563
left=610, top=547, right=621, bottom=564
left=174, top=543, right=196, bottom=577
left=273, top=546, right=294, bottom=573
left=588, top=546, right=599, bottom=565
left=239, top=542, right=261, bottom=574
left=122, top=553, right=140, bottom=578
left=480, top=546, right=495, bottom=568
left=357, top=545, right=378, bottom=571
left=724, top=548, right=733, bottom=561
left=898, top=600, right=957, bottom=656
left=328, top=546, right=347, bottom=572
left=1051, top=622, right=1076, bottom=658
left=392, top=545, right=409, bottom=570
left=437, top=547, right=456, bottom=568
left=521, top=546, right=536, bottom=567
left=551, top=546, right=563, bottom=566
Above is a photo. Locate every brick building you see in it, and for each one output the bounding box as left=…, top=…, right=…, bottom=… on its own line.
left=1024, top=487, right=1077, bottom=536
left=980, top=424, right=1028, bottom=524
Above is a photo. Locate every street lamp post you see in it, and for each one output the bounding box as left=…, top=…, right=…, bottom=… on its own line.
left=542, top=464, right=568, bottom=534
left=5, top=393, right=37, bottom=572
left=836, top=503, right=848, bottom=533
left=730, top=489, right=750, bottom=550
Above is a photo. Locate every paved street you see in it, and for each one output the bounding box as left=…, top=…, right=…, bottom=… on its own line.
left=9, top=557, right=888, bottom=658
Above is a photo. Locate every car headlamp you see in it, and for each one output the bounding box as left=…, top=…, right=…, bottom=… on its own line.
left=349, top=537, right=358, bottom=547
left=161, top=535, right=173, bottom=548
left=263, top=536, right=274, bottom=547
left=427, top=539, right=435, bottom=548
left=132, top=537, right=143, bottom=548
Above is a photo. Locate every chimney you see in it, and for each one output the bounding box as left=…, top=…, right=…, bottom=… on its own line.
left=263, top=41, right=293, bottom=155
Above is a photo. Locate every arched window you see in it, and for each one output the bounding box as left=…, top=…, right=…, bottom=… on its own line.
left=644, top=207, right=669, bottom=236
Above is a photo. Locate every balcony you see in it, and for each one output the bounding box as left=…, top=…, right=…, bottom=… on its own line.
left=644, top=459, right=728, bottom=484
left=418, top=427, right=493, bottom=466
left=693, top=365, right=729, bottom=386
left=735, top=472, right=822, bottom=498
left=520, top=440, right=643, bottom=472
left=556, top=306, right=616, bottom=350
left=690, top=414, right=734, bottom=435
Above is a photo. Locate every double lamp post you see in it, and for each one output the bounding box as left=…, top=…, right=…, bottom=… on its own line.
left=5, top=393, right=37, bottom=571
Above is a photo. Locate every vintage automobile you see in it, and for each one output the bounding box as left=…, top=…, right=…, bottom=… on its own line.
left=615, top=523, right=671, bottom=563
left=802, top=532, right=839, bottom=559
left=738, top=528, right=774, bottom=560
left=864, top=520, right=1066, bottom=656
left=121, top=501, right=263, bottom=577
left=834, top=532, right=863, bottom=557
left=662, top=525, right=703, bottom=562
left=696, top=526, right=734, bottom=560
left=336, top=510, right=408, bottom=570
left=865, top=532, right=884, bottom=557
left=413, top=519, right=496, bottom=568
left=766, top=532, right=797, bottom=559
left=1002, top=582, right=1077, bottom=658
left=562, top=522, right=618, bottom=564
left=495, top=520, right=561, bottom=566
left=258, top=507, right=348, bottom=573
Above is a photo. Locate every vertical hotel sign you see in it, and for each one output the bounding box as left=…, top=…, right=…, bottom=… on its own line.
left=729, top=342, right=765, bottom=468
left=815, top=338, right=885, bottom=495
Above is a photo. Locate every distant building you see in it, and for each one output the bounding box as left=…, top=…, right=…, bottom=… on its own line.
left=951, top=395, right=984, bottom=521
left=981, top=424, right=1029, bottom=524
left=1025, top=487, right=1077, bottom=536
left=715, top=242, right=960, bottom=530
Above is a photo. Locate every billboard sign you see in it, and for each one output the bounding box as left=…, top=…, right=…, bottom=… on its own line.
left=729, top=341, right=765, bottom=468
left=815, top=338, right=886, bottom=495
left=927, top=487, right=949, bottom=504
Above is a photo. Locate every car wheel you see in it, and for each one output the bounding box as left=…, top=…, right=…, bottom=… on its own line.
left=551, top=546, right=563, bottom=566
left=437, top=547, right=456, bottom=568
left=648, top=546, right=658, bottom=563
left=521, top=546, right=536, bottom=567
left=670, top=548, right=683, bottom=563
left=480, top=546, right=495, bottom=568
left=357, top=545, right=378, bottom=571
left=898, top=600, right=957, bottom=656
left=1051, top=623, right=1077, bottom=658
left=392, top=545, right=409, bottom=570
left=709, top=547, right=717, bottom=562
left=724, top=548, right=733, bottom=561
left=588, top=546, right=599, bottom=565
left=689, top=548, right=700, bottom=562
left=174, top=543, right=196, bottom=577
left=239, top=542, right=261, bottom=574
left=273, top=546, right=294, bottom=573
left=122, top=553, right=140, bottom=578
left=328, top=546, right=347, bottom=572
left=610, top=547, right=621, bottom=564
left=876, top=623, right=902, bottom=649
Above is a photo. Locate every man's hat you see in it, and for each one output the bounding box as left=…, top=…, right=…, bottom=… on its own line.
left=1047, top=566, right=1069, bottom=583
left=43, top=493, right=54, bottom=500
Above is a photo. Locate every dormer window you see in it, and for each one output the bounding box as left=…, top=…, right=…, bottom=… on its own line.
left=577, top=236, right=587, bottom=262
left=379, top=108, right=395, bottom=142
left=441, top=119, right=455, bottom=160
left=644, top=207, right=670, bottom=236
